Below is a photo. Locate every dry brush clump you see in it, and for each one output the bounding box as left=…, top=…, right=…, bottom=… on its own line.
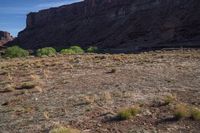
left=101, top=91, right=112, bottom=102
left=117, top=106, right=141, bottom=120
left=49, top=126, right=80, bottom=133
left=174, top=104, right=190, bottom=120
left=173, top=104, right=200, bottom=120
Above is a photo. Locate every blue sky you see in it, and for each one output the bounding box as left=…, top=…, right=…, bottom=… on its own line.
left=0, top=0, right=81, bottom=37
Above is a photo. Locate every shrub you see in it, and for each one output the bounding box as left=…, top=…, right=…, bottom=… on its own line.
left=191, top=108, right=200, bottom=120
left=117, top=106, right=141, bottom=120
left=60, top=49, right=76, bottom=55
left=87, top=46, right=98, bottom=53
left=4, top=46, right=29, bottom=58
left=69, top=46, right=84, bottom=54
left=36, top=47, right=56, bottom=57
left=174, top=104, right=190, bottom=120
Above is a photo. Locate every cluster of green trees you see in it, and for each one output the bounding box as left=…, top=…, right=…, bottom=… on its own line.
left=2, top=45, right=98, bottom=58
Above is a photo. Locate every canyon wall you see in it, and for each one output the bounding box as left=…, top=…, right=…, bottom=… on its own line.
left=17, top=0, right=200, bottom=51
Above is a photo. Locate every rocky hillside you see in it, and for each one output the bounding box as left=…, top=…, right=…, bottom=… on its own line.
left=0, top=31, right=13, bottom=47
left=16, top=0, right=200, bottom=51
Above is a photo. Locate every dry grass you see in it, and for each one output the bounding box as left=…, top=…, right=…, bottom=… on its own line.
left=174, top=104, right=190, bottom=120
left=101, top=91, right=112, bottom=101
left=44, top=111, right=50, bottom=120
left=173, top=103, right=200, bottom=121
left=191, top=108, right=200, bottom=120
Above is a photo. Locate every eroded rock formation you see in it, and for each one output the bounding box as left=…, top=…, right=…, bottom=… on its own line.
left=0, top=31, right=13, bottom=47
left=17, top=0, right=200, bottom=51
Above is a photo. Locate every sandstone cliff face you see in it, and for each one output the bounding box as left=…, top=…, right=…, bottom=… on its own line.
left=0, top=31, right=13, bottom=47
left=17, top=0, right=200, bottom=51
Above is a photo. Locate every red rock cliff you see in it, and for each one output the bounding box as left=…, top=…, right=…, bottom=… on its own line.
left=17, top=0, right=200, bottom=51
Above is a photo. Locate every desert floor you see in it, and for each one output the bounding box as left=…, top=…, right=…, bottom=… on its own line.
left=0, top=49, right=200, bottom=133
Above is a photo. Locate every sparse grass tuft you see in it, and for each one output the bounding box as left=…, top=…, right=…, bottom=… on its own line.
left=117, top=106, right=141, bottom=120
left=174, top=104, right=190, bottom=120
left=81, top=95, right=96, bottom=105
left=173, top=104, right=200, bottom=121
left=163, top=94, right=176, bottom=105
left=44, top=111, right=50, bottom=119
left=102, top=91, right=112, bottom=101
left=49, top=127, right=80, bottom=133
left=191, top=108, right=200, bottom=120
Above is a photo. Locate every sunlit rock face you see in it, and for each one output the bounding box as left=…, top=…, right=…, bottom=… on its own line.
left=0, top=31, right=13, bottom=47
left=17, top=0, right=200, bottom=51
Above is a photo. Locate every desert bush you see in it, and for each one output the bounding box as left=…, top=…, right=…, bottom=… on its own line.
left=60, top=49, right=76, bottom=55
left=36, top=47, right=56, bottom=57
left=174, top=104, right=190, bottom=120
left=87, top=46, right=98, bottom=53
left=117, top=106, right=141, bottom=120
left=69, top=46, right=84, bottom=54
left=4, top=46, right=29, bottom=58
